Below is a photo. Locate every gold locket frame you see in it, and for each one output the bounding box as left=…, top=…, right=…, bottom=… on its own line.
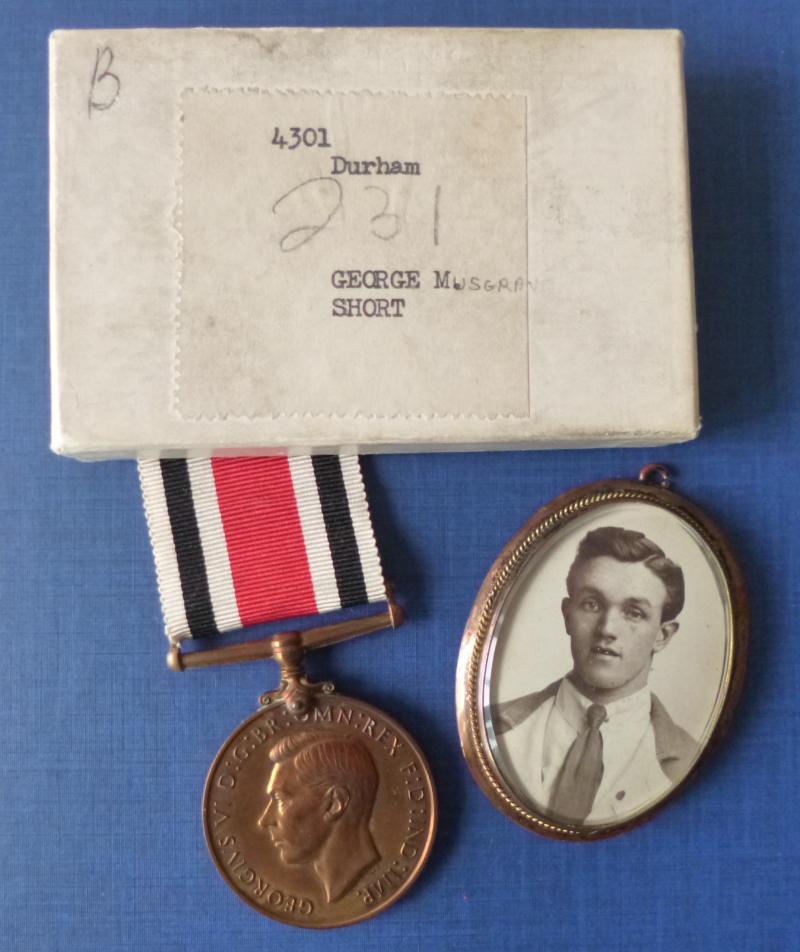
left=455, top=466, right=748, bottom=841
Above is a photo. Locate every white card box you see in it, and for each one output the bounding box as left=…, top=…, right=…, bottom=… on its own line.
left=49, top=28, right=698, bottom=459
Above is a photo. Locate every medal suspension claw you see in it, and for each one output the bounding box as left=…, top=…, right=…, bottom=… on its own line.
left=259, top=631, right=335, bottom=714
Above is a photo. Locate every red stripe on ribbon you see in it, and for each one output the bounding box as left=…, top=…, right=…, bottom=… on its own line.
left=211, top=457, right=318, bottom=626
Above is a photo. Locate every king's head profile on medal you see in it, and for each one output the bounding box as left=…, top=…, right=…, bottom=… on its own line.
left=202, top=625, right=436, bottom=928
left=259, top=730, right=380, bottom=903
left=492, top=525, right=698, bottom=826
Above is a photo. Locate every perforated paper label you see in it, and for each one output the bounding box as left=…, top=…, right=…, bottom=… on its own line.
left=176, top=88, right=530, bottom=420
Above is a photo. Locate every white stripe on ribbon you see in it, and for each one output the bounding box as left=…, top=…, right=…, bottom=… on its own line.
left=138, top=460, right=191, bottom=643
left=186, top=459, right=242, bottom=633
left=339, top=456, right=386, bottom=602
left=288, top=456, right=342, bottom=614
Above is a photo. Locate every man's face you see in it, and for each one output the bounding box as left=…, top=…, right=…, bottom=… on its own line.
left=562, top=555, right=679, bottom=702
left=258, top=759, right=330, bottom=865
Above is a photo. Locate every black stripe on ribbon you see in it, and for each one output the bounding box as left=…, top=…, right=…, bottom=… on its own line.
left=160, top=459, right=218, bottom=637
left=312, top=456, right=369, bottom=608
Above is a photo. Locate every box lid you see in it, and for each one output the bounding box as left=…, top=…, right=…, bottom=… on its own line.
left=49, top=27, right=698, bottom=459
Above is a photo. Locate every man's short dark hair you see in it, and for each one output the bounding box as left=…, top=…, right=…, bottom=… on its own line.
left=566, top=526, right=685, bottom=622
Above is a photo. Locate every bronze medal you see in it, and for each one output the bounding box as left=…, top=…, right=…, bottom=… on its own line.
left=133, top=453, right=434, bottom=924
left=202, top=634, right=437, bottom=928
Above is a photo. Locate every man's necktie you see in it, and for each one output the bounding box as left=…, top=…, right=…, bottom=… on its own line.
left=548, top=703, right=607, bottom=824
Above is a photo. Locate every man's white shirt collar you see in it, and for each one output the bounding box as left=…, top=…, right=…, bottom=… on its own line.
left=556, top=676, right=652, bottom=736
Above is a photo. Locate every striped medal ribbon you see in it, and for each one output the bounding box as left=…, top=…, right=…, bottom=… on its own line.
left=139, top=455, right=386, bottom=642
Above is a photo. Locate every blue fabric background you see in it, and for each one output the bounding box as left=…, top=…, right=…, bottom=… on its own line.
left=1, top=2, right=798, bottom=949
